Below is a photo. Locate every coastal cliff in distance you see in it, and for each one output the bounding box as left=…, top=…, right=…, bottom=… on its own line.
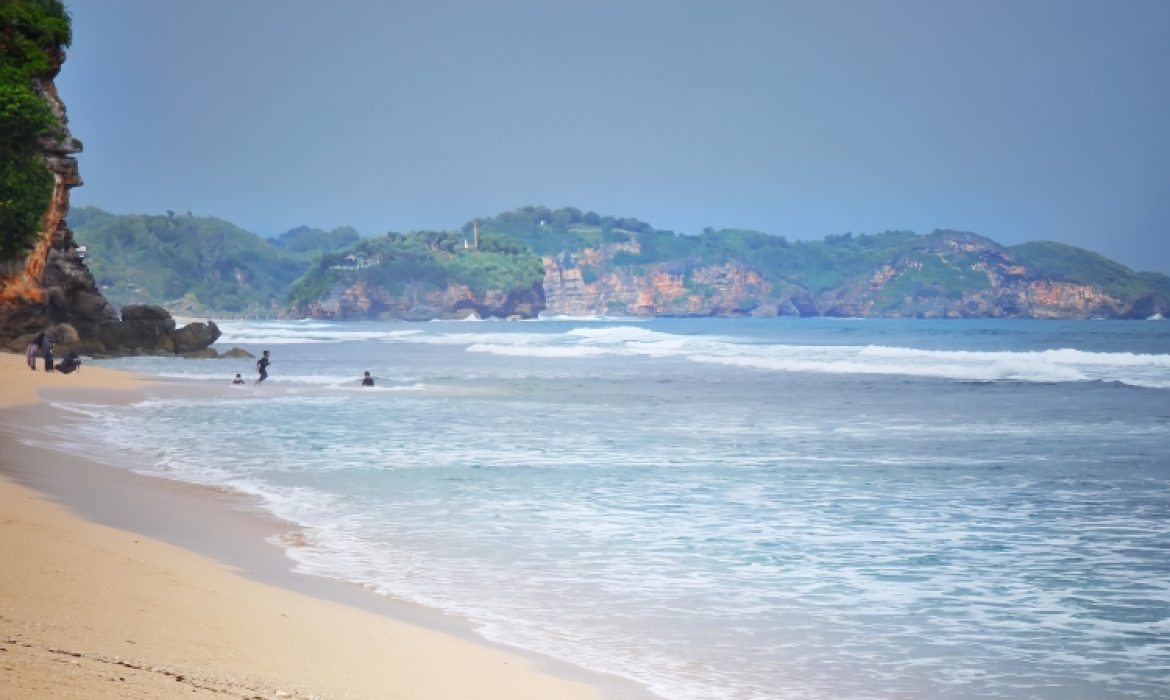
left=0, top=2, right=219, bottom=355
left=287, top=230, right=546, bottom=320
left=481, top=207, right=1170, bottom=320
left=540, top=229, right=1170, bottom=320
left=76, top=204, right=1170, bottom=321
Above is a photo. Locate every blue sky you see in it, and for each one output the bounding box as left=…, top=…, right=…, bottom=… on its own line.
left=58, top=0, right=1170, bottom=273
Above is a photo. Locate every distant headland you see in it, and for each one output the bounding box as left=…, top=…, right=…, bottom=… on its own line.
left=62, top=205, right=1170, bottom=322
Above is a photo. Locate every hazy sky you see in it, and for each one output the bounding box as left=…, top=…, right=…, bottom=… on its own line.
left=58, top=0, right=1170, bottom=273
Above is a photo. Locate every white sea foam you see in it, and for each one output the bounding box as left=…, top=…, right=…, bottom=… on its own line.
left=452, top=327, right=1170, bottom=387
left=210, top=319, right=1170, bottom=388
left=537, top=314, right=646, bottom=322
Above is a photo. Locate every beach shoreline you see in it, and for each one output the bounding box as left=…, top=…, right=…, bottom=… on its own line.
left=0, top=351, right=642, bottom=700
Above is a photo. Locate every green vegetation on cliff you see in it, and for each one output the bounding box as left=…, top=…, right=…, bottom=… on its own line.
left=472, top=206, right=647, bottom=256
left=475, top=207, right=959, bottom=294
left=73, top=207, right=545, bottom=317
left=480, top=208, right=963, bottom=291
left=69, top=207, right=348, bottom=314
left=268, top=224, right=360, bottom=257
left=0, top=0, right=71, bottom=260
left=475, top=207, right=1168, bottom=317
left=1009, top=241, right=1153, bottom=302
left=287, top=229, right=545, bottom=312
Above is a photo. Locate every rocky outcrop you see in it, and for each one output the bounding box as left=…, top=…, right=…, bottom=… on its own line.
left=86, top=304, right=222, bottom=357
left=220, top=346, right=254, bottom=359
left=0, top=37, right=219, bottom=356
left=542, top=243, right=770, bottom=317
left=543, top=242, right=795, bottom=317
left=172, top=319, right=222, bottom=354
left=306, top=281, right=544, bottom=321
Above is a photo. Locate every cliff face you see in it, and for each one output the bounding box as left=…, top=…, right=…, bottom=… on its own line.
left=543, top=241, right=770, bottom=317
left=317, top=230, right=1160, bottom=321
left=0, top=43, right=220, bottom=355
left=306, top=281, right=544, bottom=321
left=540, top=231, right=1164, bottom=319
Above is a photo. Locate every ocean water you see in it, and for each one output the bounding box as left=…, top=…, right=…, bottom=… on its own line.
left=44, top=317, right=1170, bottom=699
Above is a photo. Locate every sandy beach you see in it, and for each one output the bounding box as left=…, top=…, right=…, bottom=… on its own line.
left=0, top=352, right=609, bottom=699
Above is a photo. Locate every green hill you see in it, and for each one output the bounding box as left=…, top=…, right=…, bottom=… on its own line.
left=268, top=225, right=360, bottom=258
left=68, top=207, right=346, bottom=315
left=287, top=229, right=545, bottom=315
left=1009, top=241, right=1153, bottom=302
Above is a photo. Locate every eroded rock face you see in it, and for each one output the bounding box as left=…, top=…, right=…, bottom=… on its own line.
left=298, top=229, right=1166, bottom=321
left=541, top=243, right=770, bottom=318
left=173, top=320, right=222, bottom=354
left=305, top=282, right=545, bottom=321
left=0, top=42, right=219, bottom=356
left=536, top=232, right=1167, bottom=319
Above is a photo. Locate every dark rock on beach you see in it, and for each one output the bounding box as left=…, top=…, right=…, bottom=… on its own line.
left=220, top=347, right=254, bottom=359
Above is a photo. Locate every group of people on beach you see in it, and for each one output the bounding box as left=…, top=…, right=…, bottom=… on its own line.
left=25, top=330, right=81, bottom=374
left=229, top=350, right=375, bottom=387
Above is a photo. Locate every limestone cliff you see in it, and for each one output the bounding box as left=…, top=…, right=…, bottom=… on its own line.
left=307, top=281, right=544, bottom=321
left=0, top=30, right=219, bottom=355
left=539, top=230, right=1168, bottom=319
left=302, top=228, right=1166, bottom=321
left=543, top=241, right=770, bottom=317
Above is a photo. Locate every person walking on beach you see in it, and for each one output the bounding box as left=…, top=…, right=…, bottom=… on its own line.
left=255, top=350, right=271, bottom=385
left=40, top=331, right=54, bottom=372
left=361, top=371, right=374, bottom=387
left=26, top=331, right=43, bottom=371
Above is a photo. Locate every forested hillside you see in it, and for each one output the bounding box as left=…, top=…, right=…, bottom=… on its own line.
left=287, top=229, right=546, bottom=319
left=471, top=207, right=1169, bottom=318
left=268, top=224, right=360, bottom=256
left=68, top=207, right=343, bottom=315
left=67, top=205, right=1170, bottom=320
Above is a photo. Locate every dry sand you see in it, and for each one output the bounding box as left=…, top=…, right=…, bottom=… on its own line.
left=0, top=351, right=609, bottom=699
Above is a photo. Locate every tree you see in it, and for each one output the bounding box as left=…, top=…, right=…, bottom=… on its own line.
left=0, top=0, right=72, bottom=260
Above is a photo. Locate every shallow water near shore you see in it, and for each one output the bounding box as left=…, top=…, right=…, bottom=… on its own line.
left=39, top=317, right=1170, bottom=699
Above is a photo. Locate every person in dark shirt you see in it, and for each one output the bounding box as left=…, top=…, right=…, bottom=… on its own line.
left=361, top=371, right=375, bottom=387
left=40, top=332, right=53, bottom=373
left=255, top=350, right=271, bottom=385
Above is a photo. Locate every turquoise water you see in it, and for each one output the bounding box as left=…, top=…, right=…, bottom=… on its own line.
left=51, top=318, right=1170, bottom=699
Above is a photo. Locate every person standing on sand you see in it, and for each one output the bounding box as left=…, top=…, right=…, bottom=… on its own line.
left=254, top=350, right=270, bottom=385
left=40, top=331, right=53, bottom=372
left=26, top=331, right=43, bottom=371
